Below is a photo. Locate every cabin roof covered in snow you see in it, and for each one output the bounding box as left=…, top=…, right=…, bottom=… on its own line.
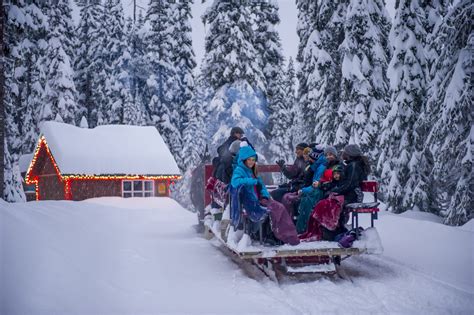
left=38, top=121, right=180, bottom=176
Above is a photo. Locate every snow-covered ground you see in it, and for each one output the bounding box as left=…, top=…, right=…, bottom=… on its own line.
left=1, top=197, right=473, bottom=314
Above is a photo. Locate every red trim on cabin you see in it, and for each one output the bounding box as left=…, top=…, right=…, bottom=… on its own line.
left=25, top=136, right=180, bottom=201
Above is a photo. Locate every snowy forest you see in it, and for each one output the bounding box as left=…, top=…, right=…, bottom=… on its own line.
left=1, top=0, right=472, bottom=226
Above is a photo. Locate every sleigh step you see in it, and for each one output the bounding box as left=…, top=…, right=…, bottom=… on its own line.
left=286, top=262, right=336, bottom=274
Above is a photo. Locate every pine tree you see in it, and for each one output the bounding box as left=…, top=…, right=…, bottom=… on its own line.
left=3, top=0, right=27, bottom=201
left=377, top=0, right=428, bottom=213
left=423, top=0, right=448, bottom=73
left=283, top=57, right=297, bottom=157
left=80, top=115, right=89, bottom=128
left=201, top=0, right=268, bottom=155
left=409, top=0, right=448, bottom=215
left=0, top=0, right=4, bottom=197
left=425, top=1, right=473, bottom=225
left=337, top=0, right=390, bottom=158
left=145, top=0, right=183, bottom=167
left=182, top=74, right=207, bottom=170
left=101, top=0, right=136, bottom=125
left=202, top=0, right=265, bottom=91
left=294, top=1, right=348, bottom=145
left=174, top=0, right=201, bottom=170
left=41, top=0, right=79, bottom=125
left=74, top=0, right=106, bottom=128
left=127, top=11, right=149, bottom=123
left=253, top=0, right=285, bottom=149
left=268, top=62, right=293, bottom=161
left=16, top=2, right=48, bottom=154
left=293, top=0, right=317, bottom=143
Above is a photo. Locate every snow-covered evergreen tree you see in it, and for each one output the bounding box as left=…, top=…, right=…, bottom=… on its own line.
left=253, top=0, right=285, bottom=153
left=16, top=2, right=48, bottom=154
left=100, top=0, right=137, bottom=125
left=74, top=0, right=106, bottom=128
left=337, top=0, right=390, bottom=157
left=425, top=1, right=473, bottom=225
left=202, top=0, right=265, bottom=91
left=80, top=115, right=89, bottom=128
left=41, top=0, right=79, bottom=125
left=126, top=11, right=149, bottom=124
left=172, top=0, right=195, bottom=129
left=377, top=0, right=429, bottom=213
left=3, top=0, right=28, bottom=201
left=182, top=74, right=207, bottom=170
left=201, top=0, right=268, bottom=155
left=267, top=57, right=298, bottom=162
left=172, top=0, right=198, bottom=170
left=292, top=0, right=317, bottom=143
left=144, top=0, right=183, bottom=167
left=422, top=0, right=448, bottom=73
left=294, top=1, right=348, bottom=146
left=283, top=57, right=297, bottom=156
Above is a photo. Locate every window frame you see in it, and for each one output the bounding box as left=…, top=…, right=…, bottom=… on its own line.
left=122, top=180, right=155, bottom=198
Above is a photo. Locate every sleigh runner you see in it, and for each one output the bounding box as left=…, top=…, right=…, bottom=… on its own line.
left=201, top=164, right=383, bottom=277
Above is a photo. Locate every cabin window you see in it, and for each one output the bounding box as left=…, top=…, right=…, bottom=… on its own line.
left=122, top=180, right=154, bottom=198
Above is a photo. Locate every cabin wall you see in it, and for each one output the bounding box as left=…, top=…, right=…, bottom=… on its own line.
left=69, top=179, right=170, bottom=201
left=38, top=175, right=65, bottom=200
left=70, top=179, right=122, bottom=201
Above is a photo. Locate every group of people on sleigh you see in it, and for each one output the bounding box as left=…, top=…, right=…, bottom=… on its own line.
left=207, top=126, right=370, bottom=247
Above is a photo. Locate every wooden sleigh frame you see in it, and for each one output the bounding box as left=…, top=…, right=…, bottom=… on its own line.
left=202, top=163, right=382, bottom=277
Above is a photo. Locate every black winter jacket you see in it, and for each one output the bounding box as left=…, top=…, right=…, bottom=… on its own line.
left=329, top=159, right=367, bottom=204
left=214, top=136, right=238, bottom=183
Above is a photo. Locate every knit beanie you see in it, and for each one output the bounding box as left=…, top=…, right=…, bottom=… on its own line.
left=324, top=146, right=338, bottom=157
left=343, top=144, right=362, bottom=158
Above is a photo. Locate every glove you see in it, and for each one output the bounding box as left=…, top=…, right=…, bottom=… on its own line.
left=276, top=159, right=285, bottom=168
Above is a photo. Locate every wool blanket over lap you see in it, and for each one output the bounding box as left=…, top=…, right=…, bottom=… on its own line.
left=261, top=199, right=300, bottom=245
left=296, top=188, right=324, bottom=234
left=299, top=194, right=345, bottom=241
left=229, top=185, right=268, bottom=228
left=282, top=192, right=300, bottom=217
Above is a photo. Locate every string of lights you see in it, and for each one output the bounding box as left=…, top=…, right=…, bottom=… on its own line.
left=25, top=136, right=181, bottom=200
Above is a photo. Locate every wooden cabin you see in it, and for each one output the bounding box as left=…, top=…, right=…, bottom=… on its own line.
left=25, top=121, right=181, bottom=201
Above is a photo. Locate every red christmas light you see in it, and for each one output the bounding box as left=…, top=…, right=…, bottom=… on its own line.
left=26, top=136, right=181, bottom=201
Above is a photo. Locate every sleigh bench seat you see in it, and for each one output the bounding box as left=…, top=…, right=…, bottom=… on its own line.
left=346, top=181, right=380, bottom=235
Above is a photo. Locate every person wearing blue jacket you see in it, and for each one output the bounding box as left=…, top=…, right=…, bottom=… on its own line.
left=231, top=146, right=300, bottom=245
left=300, top=149, right=327, bottom=194
left=296, top=146, right=332, bottom=233
left=231, top=146, right=270, bottom=200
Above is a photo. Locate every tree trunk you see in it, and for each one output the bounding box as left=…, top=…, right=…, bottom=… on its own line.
left=0, top=0, right=5, bottom=198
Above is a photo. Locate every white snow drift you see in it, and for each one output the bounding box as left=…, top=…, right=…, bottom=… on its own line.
left=0, top=198, right=473, bottom=314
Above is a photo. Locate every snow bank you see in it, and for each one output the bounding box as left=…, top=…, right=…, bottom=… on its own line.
left=358, top=211, right=474, bottom=293
left=39, top=121, right=180, bottom=175
left=398, top=209, right=444, bottom=224
left=1, top=198, right=473, bottom=314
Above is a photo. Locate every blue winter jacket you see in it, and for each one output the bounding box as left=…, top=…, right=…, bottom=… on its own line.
left=301, top=154, right=327, bottom=194
left=231, top=146, right=270, bottom=199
